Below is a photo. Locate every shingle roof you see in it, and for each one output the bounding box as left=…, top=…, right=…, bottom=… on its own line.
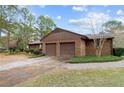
left=40, top=27, right=114, bottom=41
left=86, top=33, right=114, bottom=39
left=56, top=28, right=114, bottom=39
left=28, top=40, right=41, bottom=45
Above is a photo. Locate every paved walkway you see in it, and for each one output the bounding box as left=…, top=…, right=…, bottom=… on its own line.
left=61, top=60, right=124, bottom=70
left=0, top=57, right=52, bottom=71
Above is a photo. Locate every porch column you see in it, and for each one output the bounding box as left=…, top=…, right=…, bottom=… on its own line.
left=56, top=42, right=60, bottom=57
left=39, top=43, right=42, bottom=49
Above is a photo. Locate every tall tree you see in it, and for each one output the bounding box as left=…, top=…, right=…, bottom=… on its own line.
left=0, top=5, right=19, bottom=49
left=16, top=7, right=36, bottom=50
left=0, top=6, right=56, bottom=50
left=36, top=15, right=56, bottom=38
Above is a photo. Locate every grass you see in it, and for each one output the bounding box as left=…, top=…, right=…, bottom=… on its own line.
left=17, top=68, right=124, bottom=87
left=67, top=56, right=122, bottom=63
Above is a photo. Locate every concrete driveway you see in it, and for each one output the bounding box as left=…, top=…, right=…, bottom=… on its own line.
left=0, top=57, right=55, bottom=71
left=0, top=56, right=61, bottom=86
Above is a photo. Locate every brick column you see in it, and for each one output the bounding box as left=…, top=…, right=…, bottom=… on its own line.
left=56, top=42, right=60, bottom=57
left=75, top=40, right=86, bottom=56
left=75, top=40, right=81, bottom=56
left=42, top=43, right=46, bottom=54
left=80, top=40, right=86, bottom=56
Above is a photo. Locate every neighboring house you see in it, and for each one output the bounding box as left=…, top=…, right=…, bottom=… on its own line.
left=0, top=28, right=8, bottom=49
left=41, top=28, right=113, bottom=57
left=113, top=32, right=124, bottom=48
left=0, top=28, right=8, bottom=37
left=28, top=40, right=42, bottom=49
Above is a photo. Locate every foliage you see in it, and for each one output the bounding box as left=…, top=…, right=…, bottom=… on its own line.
left=113, top=48, right=124, bottom=56
left=18, top=68, right=124, bottom=87
left=103, top=20, right=122, bottom=33
left=25, top=48, right=43, bottom=55
left=29, top=53, right=45, bottom=58
left=0, top=5, right=56, bottom=51
left=32, top=49, right=42, bottom=55
left=113, top=33, right=124, bottom=48
left=103, top=20, right=124, bottom=50
left=8, top=48, right=21, bottom=55
left=36, top=15, right=56, bottom=37
left=9, top=47, right=16, bottom=53
left=25, top=48, right=45, bottom=58
left=0, top=6, right=19, bottom=49
left=67, top=56, right=122, bottom=63
left=25, top=49, right=34, bottom=53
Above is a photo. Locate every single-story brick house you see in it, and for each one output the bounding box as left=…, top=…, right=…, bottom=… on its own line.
left=28, top=40, right=42, bottom=49
left=41, top=28, right=113, bottom=57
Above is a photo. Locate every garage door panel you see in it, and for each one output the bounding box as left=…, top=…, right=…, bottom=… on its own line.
left=46, top=43, right=56, bottom=56
left=60, top=42, right=75, bottom=57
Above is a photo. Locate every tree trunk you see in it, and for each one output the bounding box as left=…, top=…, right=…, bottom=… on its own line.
left=97, top=39, right=106, bottom=57
left=7, top=31, right=10, bottom=50
left=0, top=31, right=1, bottom=37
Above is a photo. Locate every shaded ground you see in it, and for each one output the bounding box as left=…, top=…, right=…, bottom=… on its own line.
left=0, top=53, right=28, bottom=65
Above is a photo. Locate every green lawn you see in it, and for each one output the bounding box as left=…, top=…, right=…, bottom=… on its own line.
left=18, top=68, right=124, bottom=87
left=67, top=56, right=122, bottom=63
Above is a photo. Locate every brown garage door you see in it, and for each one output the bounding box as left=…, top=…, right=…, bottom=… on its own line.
left=46, top=43, right=56, bottom=56
left=60, top=42, right=75, bottom=57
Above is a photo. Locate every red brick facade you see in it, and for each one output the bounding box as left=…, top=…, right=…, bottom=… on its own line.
left=41, top=28, right=113, bottom=57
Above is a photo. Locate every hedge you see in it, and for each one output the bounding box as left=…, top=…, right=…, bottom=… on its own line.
left=113, top=48, right=124, bottom=56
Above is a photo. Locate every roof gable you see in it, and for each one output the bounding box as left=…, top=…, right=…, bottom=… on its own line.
left=40, top=28, right=114, bottom=42
left=41, top=28, right=87, bottom=41
left=29, top=40, right=41, bottom=45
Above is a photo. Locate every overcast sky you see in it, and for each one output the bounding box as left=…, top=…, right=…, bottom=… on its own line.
left=21, top=5, right=124, bottom=34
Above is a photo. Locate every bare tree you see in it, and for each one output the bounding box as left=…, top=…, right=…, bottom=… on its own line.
left=87, top=14, right=110, bottom=57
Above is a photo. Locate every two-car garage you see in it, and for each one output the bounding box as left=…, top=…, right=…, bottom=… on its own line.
left=46, top=42, right=75, bottom=57
left=41, top=28, right=113, bottom=57
left=41, top=28, right=87, bottom=57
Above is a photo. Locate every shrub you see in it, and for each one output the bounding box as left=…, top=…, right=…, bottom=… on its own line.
left=29, top=53, right=45, bottom=58
left=25, top=48, right=43, bottom=55
left=25, top=49, right=34, bottom=53
left=9, top=47, right=16, bottom=53
left=113, top=48, right=124, bottom=56
left=33, top=49, right=42, bottom=55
